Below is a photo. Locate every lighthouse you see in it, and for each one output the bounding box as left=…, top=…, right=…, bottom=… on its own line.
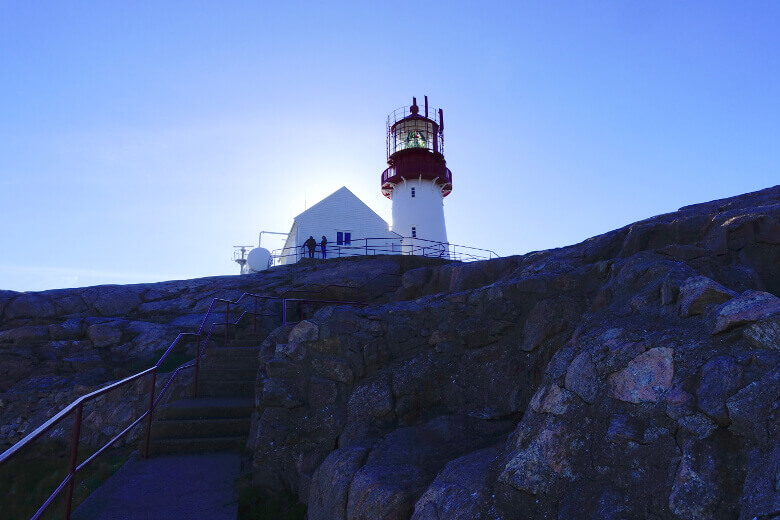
left=381, top=96, right=452, bottom=254
left=239, top=97, right=457, bottom=272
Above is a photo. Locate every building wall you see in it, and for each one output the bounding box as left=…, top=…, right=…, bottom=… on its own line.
left=278, top=222, right=299, bottom=265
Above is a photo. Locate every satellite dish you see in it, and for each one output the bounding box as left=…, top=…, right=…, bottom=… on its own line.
left=247, top=247, right=271, bottom=272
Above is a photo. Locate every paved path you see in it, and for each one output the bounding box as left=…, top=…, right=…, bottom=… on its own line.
left=72, top=452, right=241, bottom=520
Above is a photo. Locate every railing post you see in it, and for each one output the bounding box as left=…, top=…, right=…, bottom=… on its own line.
left=253, top=297, right=258, bottom=334
left=63, top=402, right=83, bottom=520
left=282, top=299, right=287, bottom=325
left=193, top=336, right=200, bottom=398
left=224, top=301, right=230, bottom=348
left=143, top=369, right=157, bottom=459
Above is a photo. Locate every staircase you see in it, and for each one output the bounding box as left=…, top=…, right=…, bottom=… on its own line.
left=148, top=331, right=261, bottom=455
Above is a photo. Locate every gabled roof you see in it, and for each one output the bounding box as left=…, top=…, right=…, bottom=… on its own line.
left=294, top=186, right=388, bottom=224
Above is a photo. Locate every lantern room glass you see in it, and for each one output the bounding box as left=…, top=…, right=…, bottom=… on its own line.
left=389, top=118, right=439, bottom=155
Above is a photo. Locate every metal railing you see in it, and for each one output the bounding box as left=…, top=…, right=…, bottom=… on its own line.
left=381, top=165, right=452, bottom=185
left=386, top=103, right=445, bottom=157
left=386, top=104, right=443, bottom=127
left=0, top=332, right=197, bottom=520
left=0, top=278, right=389, bottom=520
left=272, top=236, right=499, bottom=266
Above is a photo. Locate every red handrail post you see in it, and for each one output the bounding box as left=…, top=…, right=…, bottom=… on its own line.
left=143, top=369, right=157, bottom=459
left=253, top=296, right=258, bottom=334
left=224, top=301, right=230, bottom=348
left=193, top=335, right=201, bottom=398
left=63, top=402, right=83, bottom=520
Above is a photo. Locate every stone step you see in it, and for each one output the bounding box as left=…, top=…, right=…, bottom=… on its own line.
left=148, top=435, right=247, bottom=455
left=202, top=346, right=260, bottom=358
left=197, top=380, right=254, bottom=397
left=200, top=355, right=259, bottom=370
left=228, top=338, right=264, bottom=348
left=156, top=396, right=253, bottom=420
left=152, top=417, right=251, bottom=439
left=196, top=367, right=257, bottom=381
left=235, top=327, right=270, bottom=336
left=201, top=354, right=256, bottom=368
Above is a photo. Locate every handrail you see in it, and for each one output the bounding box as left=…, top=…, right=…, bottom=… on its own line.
left=0, top=275, right=389, bottom=519
left=381, top=165, right=452, bottom=184
left=0, top=331, right=202, bottom=519
left=270, top=236, right=499, bottom=266
left=0, top=367, right=155, bottom=466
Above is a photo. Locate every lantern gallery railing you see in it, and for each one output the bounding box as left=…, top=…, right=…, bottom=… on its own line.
left=386, top=105, right=445, bottom=157
left=381, top=164, right=452, bottom=185
left=271, top=236, right=499, bottom=266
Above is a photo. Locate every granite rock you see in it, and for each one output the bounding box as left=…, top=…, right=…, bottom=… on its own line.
left=4, top=186, right=780, bottom=519
left=712, top=290, right=780, bottom=334
left=677, top=275, right=736, bottom=317
left=608, top=347, right=674, bottom=404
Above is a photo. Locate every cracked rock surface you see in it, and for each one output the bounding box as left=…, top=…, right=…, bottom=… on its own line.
left=1, top=256, right=437, bottom=450
left=2, top=186, right=778, bottom=519
left=249, top=186, right=779, bottom=519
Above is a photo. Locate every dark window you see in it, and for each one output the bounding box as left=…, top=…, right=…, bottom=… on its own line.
left=411, top=187, right=416, bottom=198
left=337, top=232, right=343, bottom=245
left=345, top=232, right=351, bottom=245
left=411, top=226, right=417, bottom=238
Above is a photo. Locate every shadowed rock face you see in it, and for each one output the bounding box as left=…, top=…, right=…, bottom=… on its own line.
left=248, top=185, right=779, bottom=520
left=0, top=257, right=440, bottom=450
left=2, top=186, right=778, bottom=518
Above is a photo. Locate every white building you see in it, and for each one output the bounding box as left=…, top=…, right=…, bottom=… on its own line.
left=277, top=186, right=401, bottom=265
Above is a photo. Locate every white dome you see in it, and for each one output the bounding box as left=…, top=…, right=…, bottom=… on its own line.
left=247, top=247, right=271, bottom=272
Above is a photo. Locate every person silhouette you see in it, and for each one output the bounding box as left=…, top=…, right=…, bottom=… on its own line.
left=304, top=236, right=317, bottom=258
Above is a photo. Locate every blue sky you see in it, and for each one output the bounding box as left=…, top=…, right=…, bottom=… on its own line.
left=1, top=1, right=778, bottom=291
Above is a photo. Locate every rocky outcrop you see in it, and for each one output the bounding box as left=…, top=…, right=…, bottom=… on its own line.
left=0, top=256, right=439, bottom=450
left=3, top=186, right=778, bottom=519
left=248, top=185, right=779, bottom=519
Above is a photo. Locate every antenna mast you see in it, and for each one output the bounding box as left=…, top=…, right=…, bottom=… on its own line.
left=232, top=246, right=252, bottom=274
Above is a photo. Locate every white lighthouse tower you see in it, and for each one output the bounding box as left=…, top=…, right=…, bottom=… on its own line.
left=381, top=97, right=452, bottom=255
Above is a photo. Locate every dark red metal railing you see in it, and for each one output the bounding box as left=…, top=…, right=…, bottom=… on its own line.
left=0, top=280, right=383, bottom=520
left=0, top=330, right=203, bottom=520
left=381, top=162, right=452, bottom=185
left=385, top=103, right=445, bottom=157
